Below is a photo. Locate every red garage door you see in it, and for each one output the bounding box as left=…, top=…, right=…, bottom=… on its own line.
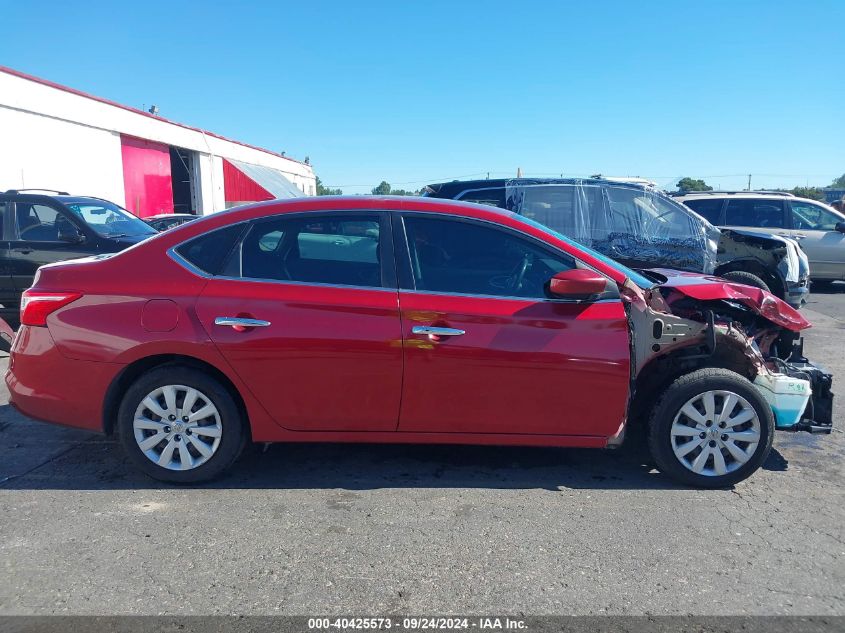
left=121, top=135, right=173, bottom=217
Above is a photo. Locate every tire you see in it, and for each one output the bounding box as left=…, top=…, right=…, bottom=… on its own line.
left=117, top=366, right=246, bottom=483
left=647, top=368, right=774, bottom=488
left=720, top=271, right=770, bottom=292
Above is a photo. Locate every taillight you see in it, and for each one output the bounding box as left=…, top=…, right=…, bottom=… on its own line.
left=20, top=291, right=82, bottom=327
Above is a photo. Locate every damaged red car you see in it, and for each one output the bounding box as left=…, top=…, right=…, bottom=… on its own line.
left=5, top=197, right=834, bottom=487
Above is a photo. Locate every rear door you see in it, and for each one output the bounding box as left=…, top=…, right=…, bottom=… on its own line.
left=8, top=197, right=94, bottom=293
left=193, top=211, right=404, bottom=432
left=394, top=213, right=631, bottom=437
left=787, top=200, right=845, bottom=279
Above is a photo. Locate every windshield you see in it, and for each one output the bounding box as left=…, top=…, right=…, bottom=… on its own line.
left=63, top=200, right=157, bottom=238
left=515, top=214, right=657, bottom=289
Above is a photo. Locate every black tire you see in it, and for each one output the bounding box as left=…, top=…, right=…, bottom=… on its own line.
left=117, top=366, right=246, bottom=483
left=647, top=368, right=774, bottom=488
left=720, top=271, right=770, bottom=292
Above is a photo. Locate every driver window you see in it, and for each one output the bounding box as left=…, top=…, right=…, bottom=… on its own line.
left=403, top=216, right=574, bottom=299
left=15, top=203, right=71, bottom=242
left=790, top=201, right=841, bottom=231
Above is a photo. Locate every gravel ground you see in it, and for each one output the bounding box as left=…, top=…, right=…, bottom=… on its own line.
left=0, top=287, right=843, bottom=616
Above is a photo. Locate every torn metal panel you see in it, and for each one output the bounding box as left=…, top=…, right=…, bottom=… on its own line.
left=719, top=229, right=800, bottom=284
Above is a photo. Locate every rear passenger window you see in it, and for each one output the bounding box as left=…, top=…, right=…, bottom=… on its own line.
left=0, top=202, right=6, bottom=238
left=725, top=200, right=786, bottom=228
left=234, top=215, right=383, bottom=288
left=684, top=199, right=723, bottom=224
left=175, top=224, right=245, bottom=275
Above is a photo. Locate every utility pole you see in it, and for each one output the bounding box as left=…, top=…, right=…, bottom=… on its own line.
left=747, top=174, right=752, bottom=191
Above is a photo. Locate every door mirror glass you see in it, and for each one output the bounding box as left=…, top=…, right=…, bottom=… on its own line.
left=548, top=269, right=608, bottom=298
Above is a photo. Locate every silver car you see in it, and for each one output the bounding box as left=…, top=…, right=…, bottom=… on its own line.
left=679, top=192, right=845, bottom=285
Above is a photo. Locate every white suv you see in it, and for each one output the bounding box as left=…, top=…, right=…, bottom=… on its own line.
left=678, top=192, right=845, bottom=286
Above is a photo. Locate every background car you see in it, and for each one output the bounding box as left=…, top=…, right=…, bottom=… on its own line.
left=0, top=189, right=158, bottom=331
left=145, top=213, right=199, bottom=232
left=6, top=196, right=831, bottom=488
left=424, top=178, right=810, bottom=307
left=678, top=191, right=845, bottom=287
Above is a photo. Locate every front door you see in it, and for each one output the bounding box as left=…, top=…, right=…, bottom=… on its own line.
left=8, top=198, right=93, bottom=294
left=395, top=214, right=631, bottom=437
left=194, top=212, right=404, bottom=432
left=788, top=200, right=845, bottom=280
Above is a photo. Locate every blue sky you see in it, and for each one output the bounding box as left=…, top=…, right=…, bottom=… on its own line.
left=4, top=0, right=843, bottom=193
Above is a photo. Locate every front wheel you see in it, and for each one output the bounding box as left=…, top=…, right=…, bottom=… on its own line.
left=647, top=368, right=774, bottom=488
left=117, top=366, right=246, bottom=483
left=720, top=270, right=770, bottom=292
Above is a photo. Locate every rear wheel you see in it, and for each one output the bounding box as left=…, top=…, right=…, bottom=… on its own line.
left=720, top=270, right=770, bottom=292
left=647, top=368, right=773, bottom=488
left=117, top=366, right=246, bottom=483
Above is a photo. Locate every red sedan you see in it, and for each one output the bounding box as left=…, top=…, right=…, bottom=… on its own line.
left=5, top=196, right=833, bottom=487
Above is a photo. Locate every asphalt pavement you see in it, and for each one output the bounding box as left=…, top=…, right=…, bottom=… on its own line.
left=0, top=286, right=843, bottom=616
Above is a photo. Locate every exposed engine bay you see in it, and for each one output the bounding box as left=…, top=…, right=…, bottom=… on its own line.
left=624, top=269, right=833, bottom=434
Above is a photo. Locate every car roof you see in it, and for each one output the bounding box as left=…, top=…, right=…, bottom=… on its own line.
left=424, top=177, right=655, bottom=198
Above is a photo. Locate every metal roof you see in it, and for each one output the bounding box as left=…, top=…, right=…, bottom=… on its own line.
left=228, top=159, right=303, bottom=199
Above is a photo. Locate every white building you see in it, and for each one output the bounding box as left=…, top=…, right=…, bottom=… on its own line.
left=0, top=66, right=316, bottom=217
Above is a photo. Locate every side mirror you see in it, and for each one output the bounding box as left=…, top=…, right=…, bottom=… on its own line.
left=548, top=269, right=609, bottom=299
left=58, top=226, right=85, bottom=244
left=835, top=221, right=845, bottom=234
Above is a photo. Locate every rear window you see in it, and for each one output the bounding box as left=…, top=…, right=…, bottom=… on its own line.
left=684, top=199, right=723, bottom=224
left=174, top=224, right=245, bottom=275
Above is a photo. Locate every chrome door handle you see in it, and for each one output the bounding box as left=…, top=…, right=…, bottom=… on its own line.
left=214, top=317, right=271, bottom=328
left=412, top=326, right=465, bottom=338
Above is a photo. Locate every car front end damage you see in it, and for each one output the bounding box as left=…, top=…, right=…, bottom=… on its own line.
left=717, top=229, right=810, bottom=309
left=622, top=269, right=833, bottom=439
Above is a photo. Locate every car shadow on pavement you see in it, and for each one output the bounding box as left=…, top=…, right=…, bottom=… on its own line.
left=809, top=281, right=845, bottom=294
left=1, top=415, right=714, bottom=492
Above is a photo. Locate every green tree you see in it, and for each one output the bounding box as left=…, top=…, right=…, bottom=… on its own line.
left=830, top=173, right=845, bottom=189
left=315, top=176, right=342, bottom=196
left=676, top=177, right=713, bottom=192
left=372, top=181, right=392, bottom=195
left=792, top=186, right=825, bottom=201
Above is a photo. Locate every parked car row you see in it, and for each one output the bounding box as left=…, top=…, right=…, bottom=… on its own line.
left=0, top=181, right=840, bottom=487
left=4, top=195, right=835, bottom=488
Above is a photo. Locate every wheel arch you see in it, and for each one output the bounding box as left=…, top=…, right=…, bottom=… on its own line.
left=714, top=259, right=786, bottom=299
left=102, top=353, right=251, bottom=439
left=629, top=342, right=759, bottom=429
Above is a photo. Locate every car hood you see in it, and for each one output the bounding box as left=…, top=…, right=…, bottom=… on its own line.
left=646, top=268, right=811, bottom=332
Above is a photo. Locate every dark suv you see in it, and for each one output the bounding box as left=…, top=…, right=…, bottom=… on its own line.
left=0, top=190, right=157, bottom=330
left=423, top=178, right=809, bottom=308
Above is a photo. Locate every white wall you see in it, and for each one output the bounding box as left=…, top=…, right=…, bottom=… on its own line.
left=0, top=69, right=316, bottom=213
left=0, top=107, right=126, bottom=202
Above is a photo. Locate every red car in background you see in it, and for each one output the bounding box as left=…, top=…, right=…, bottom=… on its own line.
left=5, top=196, right=833, bottom=487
